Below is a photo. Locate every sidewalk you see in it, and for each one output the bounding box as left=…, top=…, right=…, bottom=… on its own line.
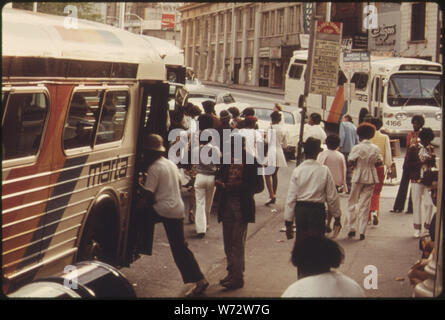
left=201, top=80, right=285, bottom=96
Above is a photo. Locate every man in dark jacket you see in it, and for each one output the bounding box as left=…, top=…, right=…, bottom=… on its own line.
left=214, top=135, right=263, bottom=290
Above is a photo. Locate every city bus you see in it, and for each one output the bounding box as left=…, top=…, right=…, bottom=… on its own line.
left=2, top=8, right=171, bottom=294
left=284, top=50, right=442, bottom=139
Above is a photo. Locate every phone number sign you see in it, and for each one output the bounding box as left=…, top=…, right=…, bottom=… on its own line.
left=309, top=21, right=343, bottom=97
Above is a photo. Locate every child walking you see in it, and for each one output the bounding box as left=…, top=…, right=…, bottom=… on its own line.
left=317, top=134, right=347, bottom=234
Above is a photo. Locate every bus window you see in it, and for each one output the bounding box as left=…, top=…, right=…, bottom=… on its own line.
left=338, top=70, right=347, bottom=86
left=387, top=74, right=442, bottom=107
left=96, top=90, right=129, bottom=144
left=351, top=73, right=369, bottom=91
left=2, top=92, right=48, bottom=160
left=63, top=91, right=101, bottom=150
left=288, top=64, right=304, bottom=79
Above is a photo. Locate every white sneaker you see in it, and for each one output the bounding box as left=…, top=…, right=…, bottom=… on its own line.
left=414, top=230, right=420, bottom=238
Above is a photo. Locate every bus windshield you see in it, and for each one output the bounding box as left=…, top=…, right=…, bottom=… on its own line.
left=387, top=73, right=442, bottom=107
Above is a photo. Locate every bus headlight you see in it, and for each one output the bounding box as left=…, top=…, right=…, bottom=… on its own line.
left=395, top=112, right=407, bottom=120
left=435, top=113, right=441, bottom=121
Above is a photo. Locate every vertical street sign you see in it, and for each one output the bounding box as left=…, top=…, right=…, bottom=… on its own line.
left=297, top=18, right=343, bottom=165
left=303, top=3, right=314, bottom=34
left=309, top=20, right=343, bottom=97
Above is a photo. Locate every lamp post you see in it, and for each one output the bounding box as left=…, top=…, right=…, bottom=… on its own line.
left=125, top=13, right=144, bottom=35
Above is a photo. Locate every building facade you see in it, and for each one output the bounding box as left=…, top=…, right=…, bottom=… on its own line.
left=105, top=2, right=182, bottom=45
left=179, top=2, right=442, bottom=90
left=178, top=2, right=306, bottom=89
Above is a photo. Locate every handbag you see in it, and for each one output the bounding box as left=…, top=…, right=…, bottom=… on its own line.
left=386, top=162, right=397, bottom=180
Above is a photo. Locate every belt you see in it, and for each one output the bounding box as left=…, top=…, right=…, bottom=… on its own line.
left=294, top=201, right=325, bottom=209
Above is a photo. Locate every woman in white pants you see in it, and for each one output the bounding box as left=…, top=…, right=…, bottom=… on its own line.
left=345, top=123, right=382, bottom=241
left=193, top=113, right=221, bottom=237
left=405, top=127, right=436, bottom=238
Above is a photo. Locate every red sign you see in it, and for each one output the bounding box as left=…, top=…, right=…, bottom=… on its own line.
left=316, top=21, right=342, bottom=35
left=161, top=13, right=176, bottom=30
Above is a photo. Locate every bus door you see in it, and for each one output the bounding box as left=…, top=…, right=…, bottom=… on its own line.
left=123, top=81, right=169, bottom=266
left=371, top=75, right=384, bottom=119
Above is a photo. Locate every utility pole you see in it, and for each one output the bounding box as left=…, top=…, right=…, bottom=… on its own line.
left=296, top=2, right=317, bottom=166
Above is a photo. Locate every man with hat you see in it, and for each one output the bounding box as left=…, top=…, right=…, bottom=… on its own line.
left=284, top=137, right=342, bottom=242
left=345, top=122, right=383, bottom=241
left=139, top=133, right=209, bottom=296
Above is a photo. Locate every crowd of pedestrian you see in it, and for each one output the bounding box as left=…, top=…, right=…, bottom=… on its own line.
left=136, top=94, right=438, bottom=297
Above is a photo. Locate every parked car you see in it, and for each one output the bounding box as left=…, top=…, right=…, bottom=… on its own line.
left=184, top=78, right=205, bottom=91
left=184, top=90, right=250, bottom=112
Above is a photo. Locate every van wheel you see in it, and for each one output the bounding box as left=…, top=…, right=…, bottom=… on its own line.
left=77, top=208, right=118, bottom=264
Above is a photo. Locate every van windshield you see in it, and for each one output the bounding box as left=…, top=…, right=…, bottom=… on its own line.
left=387, top=73, right=442, bottom=107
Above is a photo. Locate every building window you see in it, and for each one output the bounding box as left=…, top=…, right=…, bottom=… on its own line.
left=262, top=12, right=269, bottom=36
left=289, top=6, right=295, bottom=33
left=237, top=9, right=243, bottom=30
left=248, top=7, right=255, bottom=29
left=212, top=15, right=216, bottom=35
left=270, top=11, right=275, bottom=35
left=411, top=3, right=426, bottom=41
left=219, top=14, right=224, bottom=33
left=277, top=9, right=284, bottom=35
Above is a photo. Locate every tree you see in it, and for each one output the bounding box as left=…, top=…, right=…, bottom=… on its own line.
left=12, top=2, right=104, bottom=23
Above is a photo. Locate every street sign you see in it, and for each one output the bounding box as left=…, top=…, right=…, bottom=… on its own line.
left=309, top=20, right=343, bottom=97
left=342, top=51, right=370, bottom=78
left=303, top=3, right=313, bottom=34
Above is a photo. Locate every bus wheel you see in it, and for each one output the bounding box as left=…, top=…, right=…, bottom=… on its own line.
left=77, top=206, right=118, bottom=264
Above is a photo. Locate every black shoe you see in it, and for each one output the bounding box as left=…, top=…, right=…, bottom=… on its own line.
left=325, top=226, right=332, bottom=233
left=265, top=198, right=276, bottom=206
left=219, top=274, right=233, bottom=285
left=186, top=278, right=209, bottom=297
left=405, top=211, right=413, bottom=214
left=197, top=233, right=206, bottom=238
left=373, top=215, right=379, bottom=226
left=221, top=279, right=244, bottom=290
left=348, top=231, right=356, bottom=238
left=390, top=209, right=402, bottom=213
left=360, top=234, right=365, bottom=240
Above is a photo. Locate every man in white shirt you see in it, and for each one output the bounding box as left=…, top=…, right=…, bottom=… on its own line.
left=284, top=138, right=342, bottom=240
left=303, top=113, right=327, bottom=146
left=140, top=134, right=209, bottom=296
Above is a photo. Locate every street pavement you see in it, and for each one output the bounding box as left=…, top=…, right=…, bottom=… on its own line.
left=120, top=150, right=427, bottom=299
